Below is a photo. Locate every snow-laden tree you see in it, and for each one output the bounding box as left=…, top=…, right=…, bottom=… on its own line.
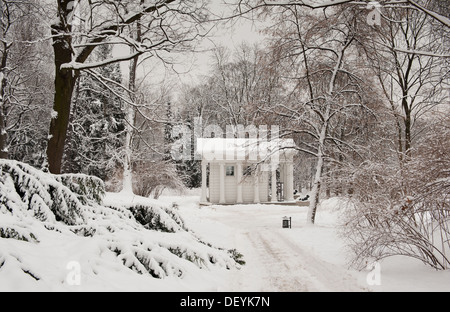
left=231, top=0, right=448, bottom=225
left=261, top=5, right=375, bottom=224
left=335, top=1, right=449, bottom=269
left=0, top=0, right=53, bottom=165
left=46, top=0, right=211, bottom=174
left=119, top=4, right=185, bottom=196
left=63, top=44, right=126, bottom=184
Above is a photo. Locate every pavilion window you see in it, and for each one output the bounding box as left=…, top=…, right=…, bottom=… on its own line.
left=226, top=165, right=235, bottom=176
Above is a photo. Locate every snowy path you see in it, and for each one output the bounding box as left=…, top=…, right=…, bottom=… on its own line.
left=237, top=229, right=363, bottom=291
left=161, top=195, right=450, bottom=292
left=183, top=203, right=367, bottom=292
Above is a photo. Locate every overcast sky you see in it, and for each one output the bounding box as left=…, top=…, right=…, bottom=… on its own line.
left=116, top=1, right=268, bottom=101
left=165, top=1, right=267, bottom=86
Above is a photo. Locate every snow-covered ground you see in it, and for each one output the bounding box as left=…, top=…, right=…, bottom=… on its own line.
left=158, top=191, right=450, bottom=292
left=1, top=185, right=449, bottom=292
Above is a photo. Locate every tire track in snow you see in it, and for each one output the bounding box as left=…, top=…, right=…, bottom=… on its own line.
left=237, top=228, right=364, bottom=292
left=259, top=230, right=365, bottom=292
left=205, top=206, right=365, bottom=292
left=244, top=230, right=310, bottom=291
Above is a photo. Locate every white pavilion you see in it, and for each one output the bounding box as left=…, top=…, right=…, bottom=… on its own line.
left=197, top=138, right=297, bottom=205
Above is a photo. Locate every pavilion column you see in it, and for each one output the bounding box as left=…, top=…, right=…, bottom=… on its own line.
left=271, top=166, right=277, bottom=202
left=253, top=166, right=260, bottom=204
left=200, top=160, right=208, bottom=203
left=236, top=163, right=243, bottom=204
left=285, top=162, right=295, bottom=202
left=219, top=163, right=226, bottom=204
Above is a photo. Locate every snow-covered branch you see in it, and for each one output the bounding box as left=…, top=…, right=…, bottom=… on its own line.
left=394, top=48, right=450, bottom=58
left=405, top=0, right=450, bottom=28
left=62, top=51, right=142, bottom=70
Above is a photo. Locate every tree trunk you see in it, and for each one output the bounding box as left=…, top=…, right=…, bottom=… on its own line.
left=307, top=123, right=327, bottom=224
left=122, top=89, right=135, bottom=193
left=0, top=70, right=7, bottom=159
left=0, top=33, right=9, bottom=159
left=0, top=1, right=9, bottom=159
left=47, top=30, right=77, bottom=173
left=122, top=10, right=142, bottom=193
left=402, top=96, right=412, bottom=158
left=122, top=107, right=135, bottom=193
left=46, top=2, right=78, bottom=174
left=306, top=36, right=349, bottom=224
left=47, top=73, right=77, bottom=174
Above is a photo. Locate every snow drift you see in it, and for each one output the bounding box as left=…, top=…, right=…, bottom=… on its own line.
left=0, top=160, right=239, bottom=291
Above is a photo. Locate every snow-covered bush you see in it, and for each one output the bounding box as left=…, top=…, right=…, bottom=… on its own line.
left=0, top=160, right=239, bottom=289
left=55, top=174, right=105, bottom=205
left=125, top=203, right=186, bottom=233
left=101, top=194, right=239, bottom=277
left=132, top=160, right=185, bottom=199
left=340, top=123, right=450, bottom=270
left=0, top=160, right=87, bottom=227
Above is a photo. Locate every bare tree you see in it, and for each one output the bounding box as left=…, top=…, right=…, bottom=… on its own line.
left=122, top=1, right=144, bottom=194
left=228, top=0, right=448, bottom=226
left=232, top=0, right=450, bottom=28
left=179, top=43, right=284, bottom=136
left=262, top=5, right=374, bottom=224
left=207, top=44, right=282, bottom=131
left=363, top=3, right=448, bottom=162
left=341, top=112, right=450, bottom=270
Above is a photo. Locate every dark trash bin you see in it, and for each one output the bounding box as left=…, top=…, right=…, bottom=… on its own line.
left=282, top=216, right=291, bottom=229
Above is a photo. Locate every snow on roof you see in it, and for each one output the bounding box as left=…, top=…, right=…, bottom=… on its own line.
left=196, top=138, right=296, bottom=161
